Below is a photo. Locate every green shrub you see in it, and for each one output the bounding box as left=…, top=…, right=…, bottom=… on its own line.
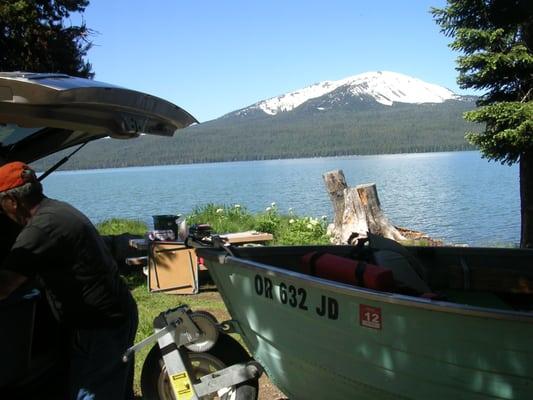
left=276, top=215, right=330, bottom=245
left=188, top=203, right=256, bottom=233
left=96, top=218, right=148, bottom=236
left=188, top=203, right=330, bottom=245
left=254, top=205, right=281, bottom=234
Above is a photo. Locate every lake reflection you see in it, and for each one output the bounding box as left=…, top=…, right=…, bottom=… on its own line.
left=43, top=151, right=520, bottom=246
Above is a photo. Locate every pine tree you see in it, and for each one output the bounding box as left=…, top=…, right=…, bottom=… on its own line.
left=433, top=0, right=533, bottom=247
left=0, top=0, right=93, bottom=77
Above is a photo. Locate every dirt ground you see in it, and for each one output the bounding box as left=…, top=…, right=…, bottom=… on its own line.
left=193, top=290, right=288, bottom=400
left=258, top=376, right=287, bottom=400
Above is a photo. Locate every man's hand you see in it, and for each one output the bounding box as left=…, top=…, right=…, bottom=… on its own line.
left=0, top=270, right=27, bottom=300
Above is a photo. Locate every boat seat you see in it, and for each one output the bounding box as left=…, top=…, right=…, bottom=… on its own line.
left=368, top=233, right=431, bottom=294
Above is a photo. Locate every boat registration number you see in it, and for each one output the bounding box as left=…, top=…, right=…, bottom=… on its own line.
left=254, top=274, right=385, bottom=329
left=254, top=274, right=339, bottom=320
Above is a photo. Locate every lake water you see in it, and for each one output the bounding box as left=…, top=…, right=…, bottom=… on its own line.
left=42, top=151, right=520, bottom=247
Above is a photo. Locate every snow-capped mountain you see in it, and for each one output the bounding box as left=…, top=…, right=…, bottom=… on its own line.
left=235, top=71, right=459, bottom=117
left=41, top=71, right=477, bottom=169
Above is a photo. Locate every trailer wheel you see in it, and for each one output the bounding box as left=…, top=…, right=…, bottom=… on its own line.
left=141, top=334, right=258, bottom=400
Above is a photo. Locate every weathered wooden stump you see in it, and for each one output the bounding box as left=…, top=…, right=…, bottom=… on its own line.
left=323, top=169, right=348, bottom=233
left=323, top=170, right=406, bottom=244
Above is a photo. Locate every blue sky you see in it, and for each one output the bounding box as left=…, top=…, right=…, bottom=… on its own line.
left=81, top=0, right=464, bottom=122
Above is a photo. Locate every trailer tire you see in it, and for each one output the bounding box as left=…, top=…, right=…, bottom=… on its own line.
left=141, top=334, right=258, bottom=400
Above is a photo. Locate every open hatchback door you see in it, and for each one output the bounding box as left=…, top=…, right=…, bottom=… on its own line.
left=0, top=72, right=198, bottom=164
left=0, top=72, right=198, bottom=396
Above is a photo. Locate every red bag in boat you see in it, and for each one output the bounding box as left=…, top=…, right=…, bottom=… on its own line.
left=300, top=252, right=394, bottom=291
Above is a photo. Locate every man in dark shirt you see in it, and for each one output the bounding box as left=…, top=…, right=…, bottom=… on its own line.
left=0, top=161, right=138, bottom=399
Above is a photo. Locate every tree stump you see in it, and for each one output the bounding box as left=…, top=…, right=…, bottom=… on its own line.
left=323, top=169, right=348, bottom=242
left=323, top=170, right=406, bottom=244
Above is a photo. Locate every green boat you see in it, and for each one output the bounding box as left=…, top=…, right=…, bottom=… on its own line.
left=197, top=236, right=533, bottom=400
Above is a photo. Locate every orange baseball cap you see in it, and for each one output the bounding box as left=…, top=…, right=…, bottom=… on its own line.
left=0, top=161, right=35, bottom=193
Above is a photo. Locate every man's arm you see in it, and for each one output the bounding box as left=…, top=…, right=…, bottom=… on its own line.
left=0, top=270, right=27, bottom=300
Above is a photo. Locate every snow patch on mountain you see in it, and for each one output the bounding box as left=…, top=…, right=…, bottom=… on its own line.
left=241, top=71, right=458, bottom=116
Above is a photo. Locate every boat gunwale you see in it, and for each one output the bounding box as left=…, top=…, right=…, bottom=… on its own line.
left=205, top=252, right=533, bottom=323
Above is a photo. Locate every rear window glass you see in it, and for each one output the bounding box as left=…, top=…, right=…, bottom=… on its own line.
left=0, top=124, right=42, bottom=146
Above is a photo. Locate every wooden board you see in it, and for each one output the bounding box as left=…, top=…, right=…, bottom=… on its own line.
left=125, top=256, right=148, bottom=266
left=129, top=238, right=148, bottom=251
left=219, top=231, right=273, bottom=244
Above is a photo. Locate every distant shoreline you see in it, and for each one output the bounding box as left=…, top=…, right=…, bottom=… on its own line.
left=35, top=149, right=480, bottom=174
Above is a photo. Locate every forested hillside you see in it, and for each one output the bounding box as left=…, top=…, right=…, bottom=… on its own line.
left=32, top=98, right=477, bottom=171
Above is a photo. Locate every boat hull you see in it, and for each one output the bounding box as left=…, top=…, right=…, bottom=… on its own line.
left=198, top=246, right=533, bottom=400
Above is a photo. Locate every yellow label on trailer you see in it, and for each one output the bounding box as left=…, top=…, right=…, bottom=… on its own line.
left=169, top=371, right=194, bottom=400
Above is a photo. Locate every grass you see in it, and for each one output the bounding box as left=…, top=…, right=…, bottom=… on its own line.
left=97, top=203, right=330, bottom=395
left=96, top=218, right=148, bottom=236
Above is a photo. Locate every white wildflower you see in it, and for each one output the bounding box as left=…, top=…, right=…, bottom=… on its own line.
left=271, top=202, right=277, bottom=207
left=321, top=215, right=328, bottom=220
left=234, top=204, right=241, bottom=208
left=289, top=219, right=295, bottom=224
left=216, top=208, right=224, bottom=214
left=266, top=207, right=271, bottom=212
left=306, top=223, right=313, bottom=229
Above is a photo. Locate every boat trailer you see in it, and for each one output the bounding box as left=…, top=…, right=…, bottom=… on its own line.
left=123, top=306, right=262, bottom=399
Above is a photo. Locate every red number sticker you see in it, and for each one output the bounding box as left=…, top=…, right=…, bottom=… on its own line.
left=359, top=304, right=382, bottom=329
